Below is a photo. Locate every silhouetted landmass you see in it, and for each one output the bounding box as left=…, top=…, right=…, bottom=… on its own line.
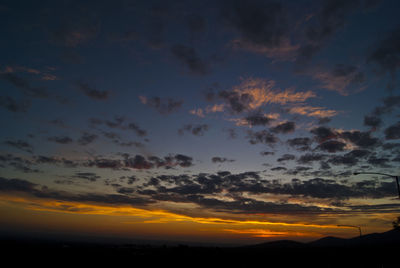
left=1, top=229, right=399, bottom=267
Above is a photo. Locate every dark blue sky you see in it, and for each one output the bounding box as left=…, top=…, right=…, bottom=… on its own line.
left=1, top=0, right=400, bottom=243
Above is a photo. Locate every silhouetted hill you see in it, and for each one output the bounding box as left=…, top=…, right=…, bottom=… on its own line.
left=246, top=229, right=400, bottom=249
left=351, top=228, right=400, bottom=246
left=1, top=229, right=400, bottom=267
left=245, top=239, right=305, bottom=249
left=308, top=236, right=349, bottom=247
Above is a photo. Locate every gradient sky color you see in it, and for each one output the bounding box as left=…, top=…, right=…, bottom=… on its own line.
left=1, top=0, right=400, bottom=245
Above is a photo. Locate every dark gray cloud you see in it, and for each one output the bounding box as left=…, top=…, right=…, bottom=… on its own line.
left=178, top=124, right=209, bottom=136
left=310, top=126, right=338, bottom=143
left=270, top=166, right=287, bottom=171
left=47, top=136, right=73, bottom=144
left=364, top=115, right=382, bottom=129
left=211, top=157, right=235, bottom=163
left=331, top=63, right=365, bottom=82
left=121, top=154, right=194, bottom=170
left=318, top=117, right=332, bottom=125
left=4, top=139, right=33, bottom=153
left=171, top=44, right=209, bottom=75
left=141, top=96, right=183, bottom=114
left=297, top=153, right=326, bottom=165
left=340, top=130, right=380, bottom=148
left=0, top=73, right=49, bottom=99
left=260, top=151, right=275, bottom=156
left=247, top=130, right=278, bottom=145
left=367, top=155, right=391, bottom=167
left=367, top=25, right=400, bottom=90
left=277, top=154, right=296, bottom=162
left=0, top=154, right=39, bottom=173
left=297, top=0, right=362, bottom=62
left=34, top=155, right=79, bottom=168
left=76, top=80, right=110, bottom=100
left=287, top=137, right=312, bottom=151
left=77, top=132, right=98, bottom=146
left=328, top=149, right=371, bottom=166
left=0, top=96, right=30, bottom=113
left=0, top=177, right=153, bottom=206
left=244, top=112, right=274, bottom=126
left=127, top=123, right=148, bottom=137
left=221, top=0, right=288, bottom=50
left=372, top=95, right=400, bottom=116
left=271, top=121, right=295, bottom=134
left=218, top=90, right=252, bottom=114
left=89, top=116, right=148, bottom=137
left=72, top=172, right=100, bottom=182
left=384, top=121, right=400, bottom=139
left=316, top=140, right=346, bottom=153
left=285, top=166, right=312, bottom=175
left=139, top=171, right=398, bottom=204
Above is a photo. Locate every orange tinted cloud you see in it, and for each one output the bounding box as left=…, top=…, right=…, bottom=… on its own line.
left=1, top=194, right=344, bottom=230
left=289, top=106, right=338, bottom=118
left=231, top=38, right=299, bottom=61
left=233, top=78, right=316, bottom=109
left=223, top=228, right=322, bottom=238
left=313, top=70, right=366, bottom=96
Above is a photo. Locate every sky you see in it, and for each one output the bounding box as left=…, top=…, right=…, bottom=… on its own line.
left=0, top=0, right=400, bottom=245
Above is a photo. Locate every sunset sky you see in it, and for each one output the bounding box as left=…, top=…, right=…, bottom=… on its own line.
left=1, top=0, right=400, bottom=245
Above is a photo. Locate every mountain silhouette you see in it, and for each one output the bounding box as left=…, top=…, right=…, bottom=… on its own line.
left=247, top=228, right=400, bottom=248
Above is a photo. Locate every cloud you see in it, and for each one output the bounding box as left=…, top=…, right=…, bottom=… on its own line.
left=178, top=124, right=209, bottom=136
left=0, top=96, right=30, bottom=113
left=243, top=112, right=276, bottom=126
left=0, top=177, right=153, bottom=207
left=372, top=95, right=400, bottom=116
left=231, top=38, right=299, bottom=61
left=171, top=44, right=209, bottom=75
left=72, top=172, right=100, bottom=182
left=211, top=157, right=235, bottom=163
left=89, top=116, right=148, bottom=138
left=312, top=64, right=366, bottom=95
left=367, top=25, right=400, bottom=90
left=139, top=96, right=183, bottom=114
left=316, top=140, right=346, bottom=153
left=122, top=154, right=194, bottom=170
left=271, top=121, right=296, bottom=134
left=218, top=78, right=316, bottom=114
left=328, top=149, right=371, bottom=166
left=340, top=130, right=380, bottom=148
left=384, top=121, right=400, bottom=139
left=0, top=153, right=39, bottom=173
left=247, top=130, right=278, bottom=145
left=127, top=123, right=148, bottom=137
left=221, top=0, right=295, bottom=60
left=47, top=136, right=73, bottom=144
left=297, top=0, right=362, bottom=62
left=270, top=166, right=287, bottom=171
left=367, top=155, right=391, bottom=168
left=288, top=105, right=338, bottom=118
left=277, top=154, right=296, bottom=162
left=0, top=73, right=49, bottom=99
left=77, top=132, right=98, bottom=146
left=4, top=139, right=33, bottom=153
left=287, top=137, right=313, bottom=151
left=49, top=12, right=100, bottom=48
left=310, top=126, right=338, bottom=143
left=76, top=81, right=110, bottom=100
left=297, top=153, right=326, bottom=165
left=364, top=115, right=382, bottom=129
left=260, top=151, right=275, bottom=156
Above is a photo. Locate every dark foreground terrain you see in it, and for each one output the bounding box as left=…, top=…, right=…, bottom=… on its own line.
left=1, top=229, right=399, bottom=267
